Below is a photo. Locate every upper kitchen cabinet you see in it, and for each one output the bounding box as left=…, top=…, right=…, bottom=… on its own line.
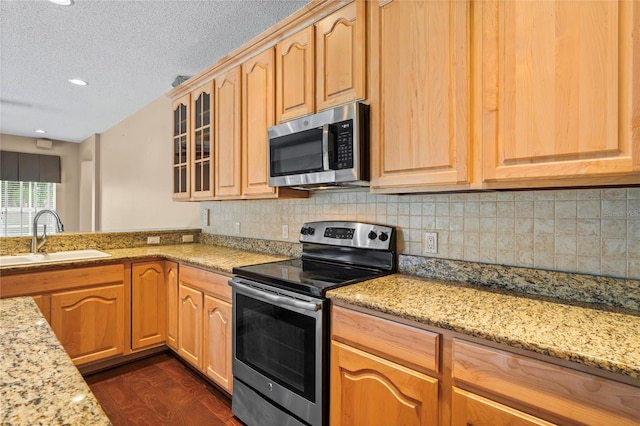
left=315, top=0, right=366, bottom=111
left=276, top=26, right=315, bottom=122
left=481, top=0, right=640, bottom=187
left=369, top=0, right=472, bottom=192
left=191, top=82, right=215, bottom=199
left=172, top=94, right=191, bottom=200
left=214, top=67, right=242, bottom=199
left=242, top=48, right=278, bottom=198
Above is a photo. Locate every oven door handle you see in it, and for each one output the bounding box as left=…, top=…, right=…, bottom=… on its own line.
left=230, top=279, right=323, bottom=312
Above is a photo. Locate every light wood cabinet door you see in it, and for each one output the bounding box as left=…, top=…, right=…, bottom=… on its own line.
left=215, top=66, right=242, bottom=199
left=51, top=284, right=125, bottom=365
left=369, top=0, right=471, bottom=191
left=31, top=294, right=51, bottom=323
left=172, top=93, right=191, bottom=200
left=331, top=341, right=438, bottom=426
left=165, top=261, right=179, bottom=351
left=452, top=387, right=555, bottom=426
left=178, top=283, right=203, bottom=369
left=242, top=48, right=277, bottom=198
left=482, top=0, right=640, bottom=185
left=191, top=82, right=215, bottom=199
left=276, top=26, right=315, bottom=122
left=316, top=0, right=366, bottom=111
left=204, top=294, right=233, bottom=393
left=131, top=262, right=166, bottom=350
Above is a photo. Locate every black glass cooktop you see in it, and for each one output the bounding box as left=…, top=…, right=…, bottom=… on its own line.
left=232, top=258, right=389, bottom=297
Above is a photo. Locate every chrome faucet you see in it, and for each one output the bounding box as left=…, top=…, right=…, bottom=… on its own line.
left=32, top=209, right=64, bottom=253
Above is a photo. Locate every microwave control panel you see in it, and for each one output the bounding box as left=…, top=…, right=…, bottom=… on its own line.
left=334, top=119, right=354, bottom=169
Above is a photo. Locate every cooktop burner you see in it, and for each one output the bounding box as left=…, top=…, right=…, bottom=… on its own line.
left=232, top=258, right=390, bottom=297
left=232, top=221, right=397, bottom=297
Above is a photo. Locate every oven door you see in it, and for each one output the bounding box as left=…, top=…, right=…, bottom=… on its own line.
left=230, top=277, right=325, bottom=426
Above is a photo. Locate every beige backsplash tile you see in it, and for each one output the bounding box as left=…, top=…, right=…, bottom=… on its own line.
left=200, top=187, right=640, bottom=279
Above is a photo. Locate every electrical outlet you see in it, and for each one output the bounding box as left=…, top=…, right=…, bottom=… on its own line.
left=201, top=209, right=210, bottom=227
left=424, top=232, right=437, bottom=254
left=234, top=222, right=241, bottom=235
left=182, top=234, right=194, bottom=243
left=282, top=224, right=289, bottom=239
left=147, top=236, right=160, bottom=245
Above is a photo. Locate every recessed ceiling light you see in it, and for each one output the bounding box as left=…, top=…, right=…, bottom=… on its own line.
left=48, top=0, right=74, bottom=5
left=68, top=79, right=88, bottom=86
left=35, top=129, right=47, bottom=134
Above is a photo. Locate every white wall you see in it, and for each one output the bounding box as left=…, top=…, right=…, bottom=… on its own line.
left=78, top=134, right=99, bottom=232
left=0, top=133, right=80, bottom=232
left=99, top=94, right=200, bottom=231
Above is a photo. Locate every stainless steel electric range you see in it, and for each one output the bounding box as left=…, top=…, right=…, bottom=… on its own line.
left=229, top=221, right=397, bottom=426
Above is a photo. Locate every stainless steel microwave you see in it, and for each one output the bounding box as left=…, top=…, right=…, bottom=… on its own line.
left=268, top=102, right=369, bottom=189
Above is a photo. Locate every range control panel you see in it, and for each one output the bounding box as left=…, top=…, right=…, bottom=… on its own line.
left=299, top=221, right=394, bottom=251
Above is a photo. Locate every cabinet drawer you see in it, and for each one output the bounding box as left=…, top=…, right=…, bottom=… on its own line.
left=331, top=306, right=439, bottom=374
left=179, top=264, right=231, bottom=302
left=452, top=387, right=555, bottom=426
left=452, top=340, right=640, bottom=425
left=1, top=263, right=125, bottom=298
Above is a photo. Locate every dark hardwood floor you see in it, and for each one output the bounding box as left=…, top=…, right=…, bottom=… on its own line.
left=85, top=352, right=244, bottom=426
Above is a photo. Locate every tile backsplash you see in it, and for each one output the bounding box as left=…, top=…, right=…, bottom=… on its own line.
left=201, top=187, right=640, bottom=279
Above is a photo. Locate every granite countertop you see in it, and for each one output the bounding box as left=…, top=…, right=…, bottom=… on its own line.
left=0, top=297, right=111, bottom=425
left=328, top=274, right=640, bottom=382
left=0, top=243, right=290, bottom=275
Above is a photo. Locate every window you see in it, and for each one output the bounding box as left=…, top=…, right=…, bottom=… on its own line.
left=0, top=181, right=57, bottom=237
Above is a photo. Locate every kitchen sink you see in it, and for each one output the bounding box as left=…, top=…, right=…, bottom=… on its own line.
left=0, top=249, right=112, bottom=267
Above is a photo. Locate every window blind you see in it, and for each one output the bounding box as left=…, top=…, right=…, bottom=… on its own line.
left=0, top=181, right=57, bottom=237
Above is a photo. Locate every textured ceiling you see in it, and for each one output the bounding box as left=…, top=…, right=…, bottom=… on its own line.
left=0, top=0, right=310, bottom=143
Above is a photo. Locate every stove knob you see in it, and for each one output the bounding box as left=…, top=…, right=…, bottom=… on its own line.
left=300, top=227, right=315, bottom=236
left=378, top=232, right=389, bottom=242
left=368, top=230, right=377, bottom=240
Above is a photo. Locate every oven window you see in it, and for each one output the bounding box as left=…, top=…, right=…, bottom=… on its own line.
left=270, top=128, right=324, bottom=176
left=235, top=293, right=316, bottom=402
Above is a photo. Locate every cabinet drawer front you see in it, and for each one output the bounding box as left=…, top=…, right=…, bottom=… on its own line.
left=452, top=340, right=640, bottom=425
left=1, top=263, right=125, bottom=298
left=452, top=387, right=555, bottom=426
left=179, top=264, right=231, bottom=302
left=331, top=306, right=439, bottom=374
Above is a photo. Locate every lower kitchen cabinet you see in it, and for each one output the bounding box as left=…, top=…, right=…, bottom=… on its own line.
left=332, top=305, right=640, bottom=426
left=165, top=261, right=179, bottom=351
left=131, top=262, right=166, bottom=350
left=331, top=341, right=439, bottom=426
left=178, top=283, right=204, bottom=368
left=0, top=263, right=126, bottom=366
left=204, top=294, right=232, bottom=392
left=51, top=284, right=125, bottom=365
left=177, top=264, right=233, bottom=393
left=331, top=306, right=440, bottom=426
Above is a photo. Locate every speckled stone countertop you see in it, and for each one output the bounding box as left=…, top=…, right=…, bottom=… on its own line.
left=328, top=274, right=640, bottom=382
left=0, top=243, right=290, bottom=275
left=0, top=297, right=111, bottom=425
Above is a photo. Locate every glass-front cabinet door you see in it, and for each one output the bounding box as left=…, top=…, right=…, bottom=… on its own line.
left=172, top=94, right=191, bottom=200
left=191, top=82, right=215, bottom=199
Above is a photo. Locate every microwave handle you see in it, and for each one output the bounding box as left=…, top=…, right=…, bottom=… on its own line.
left=322, top=124, right=333, bottom=171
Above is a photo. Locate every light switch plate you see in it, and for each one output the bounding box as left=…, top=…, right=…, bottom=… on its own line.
left=234, top=222, right=241, bottom=235
left=182, top=234, right=194, bottom=243
left=282, top=224, right=288, bottom=239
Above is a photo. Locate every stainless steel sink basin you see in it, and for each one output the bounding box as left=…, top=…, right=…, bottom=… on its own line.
left=0, top=249, right=112, bottom=267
